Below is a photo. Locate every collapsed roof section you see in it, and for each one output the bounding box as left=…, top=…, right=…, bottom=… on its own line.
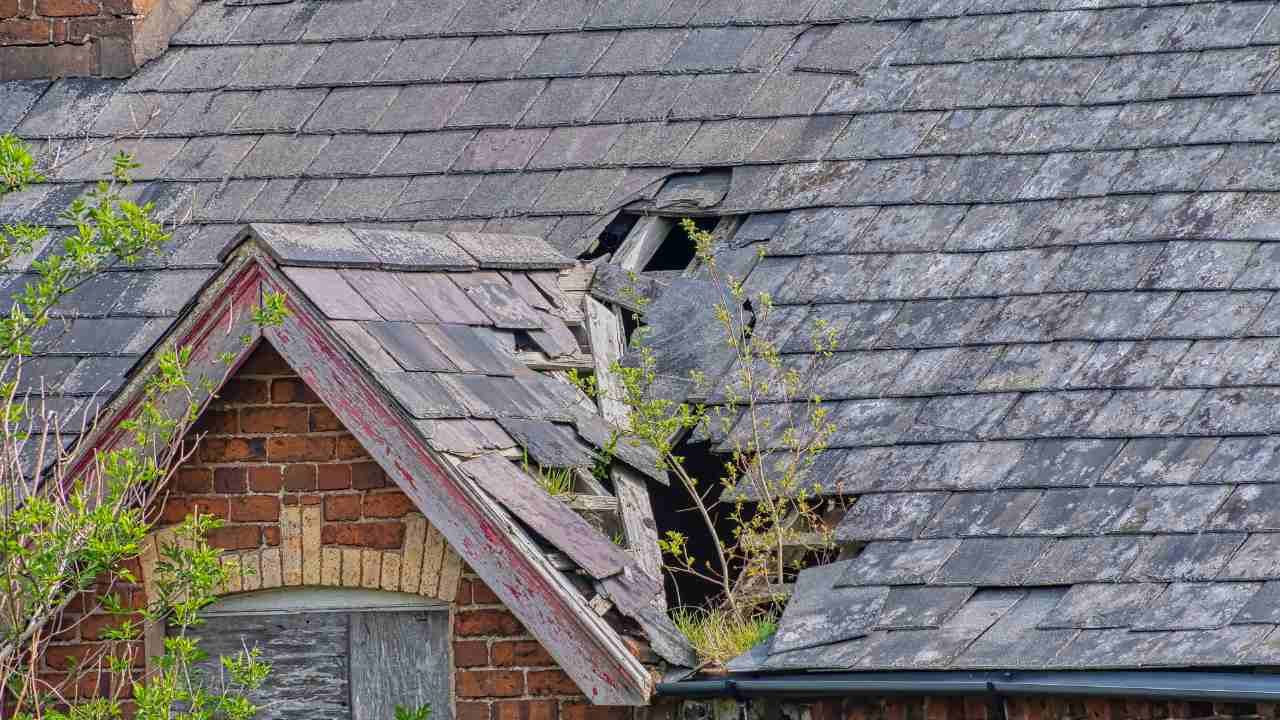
left=32, top=223, right=692, bottom=705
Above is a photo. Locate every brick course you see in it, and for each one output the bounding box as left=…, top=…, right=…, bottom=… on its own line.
left=25, top=342, right=633, bottom=720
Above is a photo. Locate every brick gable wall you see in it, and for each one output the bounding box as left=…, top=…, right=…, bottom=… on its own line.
left=26, top=341, right=641, bottom=720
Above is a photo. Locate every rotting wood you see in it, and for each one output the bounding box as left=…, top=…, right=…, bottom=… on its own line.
left=584, top=296, right=666, bottom=596
left=614, top=216, right=672, bottom=271
left=350, top=611, right=451, bottom=720
left=262, top=262, right=652, bottom=705
left=458, top=453, right=629, bottom=581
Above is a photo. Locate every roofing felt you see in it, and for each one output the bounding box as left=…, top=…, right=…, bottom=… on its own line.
left=7, top=0, right=1280, bottom=677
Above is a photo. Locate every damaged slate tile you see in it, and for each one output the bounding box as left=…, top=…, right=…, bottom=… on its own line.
left=876, top=586, right=975, bottom=630
left=772, top=570, right=889, bottom=653
left=836, top=492, right=949, bottom=542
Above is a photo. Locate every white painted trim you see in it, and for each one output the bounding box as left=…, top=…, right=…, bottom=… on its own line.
left=202, top=587, right=449, bottom=617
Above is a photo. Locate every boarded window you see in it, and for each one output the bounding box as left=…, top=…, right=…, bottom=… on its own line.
left=186, top=608, right=450, bottom=720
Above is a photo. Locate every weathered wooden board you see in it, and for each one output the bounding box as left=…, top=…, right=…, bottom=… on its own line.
left=458, top=453, right=629, bottom=580
left=189, top=612, right=350, bottom=720
left=350, top=611, right=451, bottom=720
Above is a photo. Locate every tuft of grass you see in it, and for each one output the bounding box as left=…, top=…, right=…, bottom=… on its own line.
left=671, top=607, right=777, bottom=667
left=523, top=451, right=575, bottom=497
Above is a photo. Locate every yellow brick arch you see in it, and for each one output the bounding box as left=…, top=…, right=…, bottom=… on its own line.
left=139, top=511, right=463, bottom=604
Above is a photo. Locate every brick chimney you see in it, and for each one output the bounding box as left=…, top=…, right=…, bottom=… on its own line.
left=0, top=0, right=196, bottom=80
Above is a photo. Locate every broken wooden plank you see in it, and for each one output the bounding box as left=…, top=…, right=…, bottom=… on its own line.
left=458, top=453, right=629, bottom=580
left=614, top=216, right=672, bottom=271
left=613, top=467, right=663, bottom=585
left=565, top=494, right=620, bottom=513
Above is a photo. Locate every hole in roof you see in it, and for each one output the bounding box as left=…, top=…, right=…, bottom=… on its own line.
left=643, top=217, right=716, bottom=272
left=583, top=213, right=640, bottom=261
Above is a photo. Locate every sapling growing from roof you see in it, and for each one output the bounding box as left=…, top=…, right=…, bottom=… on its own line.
left=572, top=218, right=840, bottom=665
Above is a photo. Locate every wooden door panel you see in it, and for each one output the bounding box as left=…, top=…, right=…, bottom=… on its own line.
left=350, top=611, right=452, bottom=720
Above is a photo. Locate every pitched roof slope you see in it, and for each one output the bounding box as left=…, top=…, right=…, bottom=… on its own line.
left=4, top=0, right=1280, bottom=677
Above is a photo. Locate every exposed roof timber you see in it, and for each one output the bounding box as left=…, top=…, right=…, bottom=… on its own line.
left=257, top=256, right=654, bottom=705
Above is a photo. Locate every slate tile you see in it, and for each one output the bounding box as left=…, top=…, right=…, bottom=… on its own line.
left=0, top=81, right=46, bottom=134
left=229, top=88, right=328, bottom=133
left=590, top=29, right=685, bottom=74
left=1016, top=487, right=1137, bottom=537
left=443, top=36, right=540, bottom=82
left=879, top=298, right=999, bottom=349
left=888, top=347, right=1003, bottom=396
left=16, top=78, right=116, bottom=139
left=1185, top=387, right=1280, bottom=435
left=526, top=125, right=623, bottom=169
left=360, top=320, right=456, bottom=371
left=446, top=80, right=547, bottom=128
left=373, top=131, right=474, bottom=176
left=453, top=129, right=550, bottom=172
left=281, top=266, right=379, bottom=319
left=837, top=492, right=949, bottom=542
left=1127, top=533, right=1247, bottom=582
left=877, top=586, right=975, bottom=630
left=905, top=62, right=1016, bottom=112
left=995, top=60, right=1108, bottom=108
left=233, top=134, right=329, bottom=178
left=978, top=342, right=1095, bottom=393
left=305, top=135, right=400, bottom=178
left=225, top=45, right=323, bottom=91
left=1113, top=147, right=1228, bottom=195
left=665, top=26, right=759, bottom=72
left=1053, top=628, right=1167, bottom=669
left=1145, top=625, right=1273, bottom=667
left=1002, top=439, right=1125, bottom=489
left=945, top=202, right=1058, bottom=253
left=918, top=441, right=1027, bottom=491
left=934, top=537, right=1051, bottom=586
left=768, top=207, right=877, bottom=256
left=839, top=158, right=954, bottom=205
left=367, top=38, right=469, bottom=83
left=1210, top=485, right=1280, bottom=534
left=1196, top=436, right=1280, bottom=485
left=516, top=0, right=597, bottom=31
left=859, top=206, right=967, bottom=253
left=228, top=2, right=314, bottom=43
left=747, top=116, right=848, bottom=164
left=304, top=0, right=397, bottom=39
left=603, top=121, right=700, bottom=166
left=1019, top=151, right=1130, bottom=200
left=818, top=67, right=921, bottom=114
left=88, top=91, right=187, bottom=137
left=1133, top=193, right=1245, bottom=241
left=978, top=294, right=1082, bottom=345
left=398, top=274, right=488, bottom=325
left=194, top=179, right=265, bottom=222
left=254, top=224, right=378, bottom=268
left=863, top=253, right=976, bottom=302
left=1086, top=389, right=1204, bottom=436
left=1190, top=95, right=1280, bottom=144
left=1153, top=291, right=1273, bottom=339
left=772, top=580, right=888, bottom=653
left=314, top=177, right=408, bottom=220
left=1208, top=146, right=1280, bottom=194
left=1165, top=2, right=1271, bottom=50
left=296, top=40, right=396, bottom=86
left=918, top=108, right=1029, bottom=156
left=534, top=169, right=625, bottom=214
left=798, top=20, right=904, bottom=73
left=306, top=87, right=400, bottom=132
left=1234, top=581, right=1280, bottom=623
left=375, top=84, right=473, bottom=132
left=448, top=232, right=569, bottom=270
left=1038, top=583, right=1164, bottom=630
left=1070, top=340, right=1190, bottom=389
left=936, top=155, right=1045, bottom=204
left=253, top=178, right=338, bottom=221
left=159, top=47, right=252, bottom=92
left=1039, top=196, right=1148, bottom=247
left=1183, top=47, right=1280, bottom=97
left=1086, top=52, right=1199, bottom=105
left=459, top=172, right=555, bottom=218
left=826, top=398, right=922, bottom=447
left=348, top=229, right=472, bottom=272
left=169, top=2, right=248, bottom=44
left=677, top=119, right=773, bottom=166
left=1046, top=245, right=1162, bottom=294
left=519, top=77, right=620, bottom=127
left=1220, top=533, right=1280, bottom=580
left=160, top=91, right=255, bottom=136
left=1101, top=438, right=1220, bottom=489
left=1056, top=292, right=1178, bottom=340
left=742, top=72, right=835, bottom=120
left=778, top=254, right=887, bottom=303
left=1169, top=338, right=1280, bottom=387
left=1143, top=241, right=1258, bottom=291
left=377, top=371, right=465, bottom=418
left=343, top=271, right=440, bottom=323
left=922, top=490, right=1040, bottom=539
left=1023, top=536, right=1144, bottom=585
left=957, top=588, right=1077, bottom=669
left=827, top=111, right=942, bottom=160
left=1113, top=485, right=1232, bottom=534
left=907, top=393, right=1019, bottom=443
left=837, top=540, right=962, bottom=587
left=668, top=73, right=766, bottom=121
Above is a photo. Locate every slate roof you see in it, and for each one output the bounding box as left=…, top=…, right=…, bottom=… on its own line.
left=7, top=0, right=1280, bottom=679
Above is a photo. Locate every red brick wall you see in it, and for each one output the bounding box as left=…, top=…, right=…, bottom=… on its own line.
left=0, top=0, right=189, bottom=79
left=26, top=342, right=631, bottom=719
